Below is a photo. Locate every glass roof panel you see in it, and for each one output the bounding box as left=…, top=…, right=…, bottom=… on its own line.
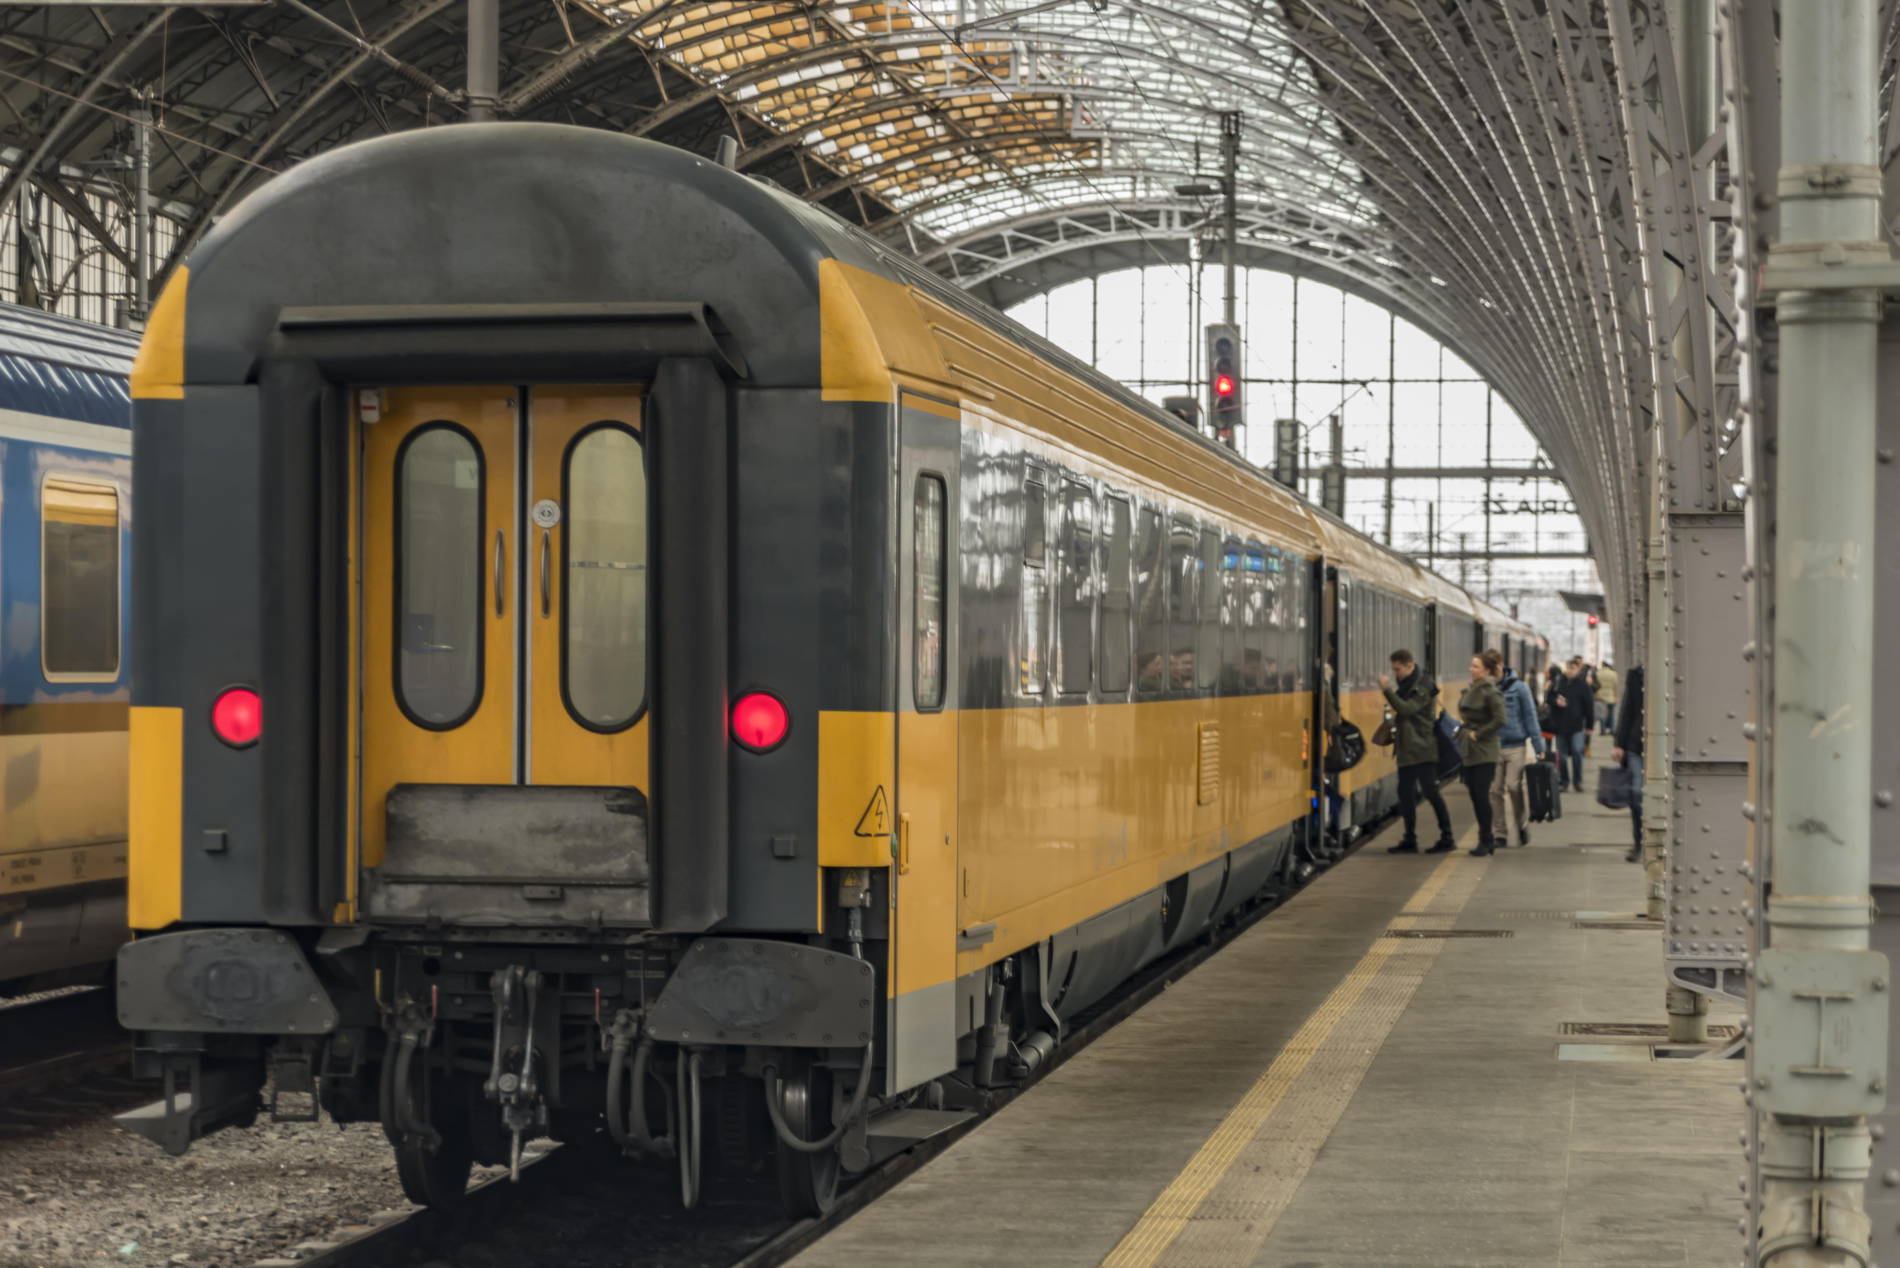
left=612, top=0, right=1369, bottom=238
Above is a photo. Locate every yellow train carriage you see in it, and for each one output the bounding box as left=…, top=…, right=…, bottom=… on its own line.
left=117, top=124, right=1541, bottom=1214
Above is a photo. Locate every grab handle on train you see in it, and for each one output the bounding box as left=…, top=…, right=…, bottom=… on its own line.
left=493, top=529, right=506, bottom=618
left=898, top=813, right=912, bottom=875
left=540, top=529, right=552, bottom=618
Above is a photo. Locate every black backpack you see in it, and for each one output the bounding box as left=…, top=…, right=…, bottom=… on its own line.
left=1324, top=720, right=1366, bottom=773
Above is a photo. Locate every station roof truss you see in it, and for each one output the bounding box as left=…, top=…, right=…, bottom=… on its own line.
left=5, top=0, right=1899, bottom=627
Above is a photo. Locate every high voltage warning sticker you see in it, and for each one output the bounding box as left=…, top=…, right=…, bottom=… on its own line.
left=855, top=786, right=891, bottom=837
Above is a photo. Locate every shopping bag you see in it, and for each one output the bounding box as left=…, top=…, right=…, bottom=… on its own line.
left=1595, top=762, right=1635, bottom=811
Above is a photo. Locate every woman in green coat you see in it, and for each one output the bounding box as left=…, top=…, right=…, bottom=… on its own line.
left=1459, top=650, right=1508, bottom=857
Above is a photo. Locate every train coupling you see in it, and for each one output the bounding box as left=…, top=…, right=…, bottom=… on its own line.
left=482, top=964, right=547, bottom=1180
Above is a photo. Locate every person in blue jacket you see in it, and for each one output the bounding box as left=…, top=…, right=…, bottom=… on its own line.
left=1491, top=653, right=1549, bottom=848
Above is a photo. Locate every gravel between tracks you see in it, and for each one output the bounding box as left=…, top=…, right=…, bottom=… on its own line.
left=0, top=1111, right=435, bottom=1268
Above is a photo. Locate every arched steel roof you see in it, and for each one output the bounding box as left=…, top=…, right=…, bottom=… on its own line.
left=2, top=0, right=1846, bottom=628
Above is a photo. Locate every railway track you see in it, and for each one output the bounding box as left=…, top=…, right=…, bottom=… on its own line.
left=0, top=987, right=147, bottom=1136
left=254, top=831, right=1368, bottom=1268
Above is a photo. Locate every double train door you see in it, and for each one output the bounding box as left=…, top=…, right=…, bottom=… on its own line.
left=891, top=397, right=960, bottom=1090
left=356, top=385, right=650, bottom=912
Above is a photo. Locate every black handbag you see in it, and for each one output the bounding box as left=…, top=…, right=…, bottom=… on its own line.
left=1325, top=720, right=1366, bottom=773
left=1596, top=762, right=1636, bottom=810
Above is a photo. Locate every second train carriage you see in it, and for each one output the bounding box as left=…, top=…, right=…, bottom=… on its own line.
left=114, top=123, right=1547, bottom=1211
left=0, top=302, right=135, bottom=994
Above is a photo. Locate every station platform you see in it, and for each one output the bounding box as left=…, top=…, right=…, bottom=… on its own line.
left=794, top=762, right=1744, bottom=1268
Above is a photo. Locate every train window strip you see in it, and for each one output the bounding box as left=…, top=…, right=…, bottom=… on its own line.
left=1167, top=517, right=1198, bottom=695
left=1020, top=472, right=1047, bottom=696
left=1056, top=479, right=1095, bottom=696
left=1099, top=495, right=1133, bottom=695
left=913, top=473, right=947, bottom=711
left=561, top=421, right=647, bottom=733
left=1195, top=527, right=1221, bottom=691
left=41, top=475, right=120, bottom=681
left=393, top=422, right=485, bottom=731
left=1133, top=506, right=1165, bottom=696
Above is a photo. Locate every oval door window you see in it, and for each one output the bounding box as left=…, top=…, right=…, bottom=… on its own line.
left=396, top=424, right=484, bottom=728
left=563, top=423, right=647, bottom=731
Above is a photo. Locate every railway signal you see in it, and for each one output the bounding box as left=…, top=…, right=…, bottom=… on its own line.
left=1205, top=322, right=1243, bottom=449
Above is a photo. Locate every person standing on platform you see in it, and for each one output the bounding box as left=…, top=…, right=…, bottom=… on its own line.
left=1549, top=657, right=1593, bottom=792
left=1612, top=665, right=1646, bottom=863
left=1491, top=650, right=1547, bottom=848
left=1380, top=649, right=1455, bottom=855
left=1595, top=661, right=1620, bottom=735
left=1459, top=653, right=1506, bottom=857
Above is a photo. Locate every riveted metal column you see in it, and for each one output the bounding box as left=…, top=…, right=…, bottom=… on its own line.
left=1753, top=2, right=1889, bottom=1261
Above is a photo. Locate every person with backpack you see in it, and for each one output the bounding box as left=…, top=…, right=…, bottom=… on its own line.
left=1491, top=649, right=1548, bottom=849
left=1459, top=652, right=1507, bottom=857
left=1611, top=664, right=1646, bottom=863
left=1379, top=649, right=1455, bottom=855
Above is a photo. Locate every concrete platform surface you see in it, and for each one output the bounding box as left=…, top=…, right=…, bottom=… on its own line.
left=793, top=761, right=1743, bottom=1267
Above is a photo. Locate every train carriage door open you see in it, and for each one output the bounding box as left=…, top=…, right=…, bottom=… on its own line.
left=357, top=384, right=650, bottom=929
left=891, top=396, right=960, bottom=1090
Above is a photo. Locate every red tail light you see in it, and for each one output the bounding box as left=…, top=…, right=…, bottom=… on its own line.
left=731, top=691, right=789, bottom=752
left=211, top=687, right=262, bottom=748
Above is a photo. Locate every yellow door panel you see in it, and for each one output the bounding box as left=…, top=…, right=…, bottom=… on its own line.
left=526, top=386, right=649, bottom=789
left=360, top=386, right=518, bottom=869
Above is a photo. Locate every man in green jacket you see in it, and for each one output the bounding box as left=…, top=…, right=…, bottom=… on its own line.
left=1380, top=649, right=1455, bottom=854
left=1459, top=651, right=1509, bottom=856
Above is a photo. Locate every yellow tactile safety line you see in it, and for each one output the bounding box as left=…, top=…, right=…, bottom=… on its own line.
left=1099, top=834, right=1483, bottom=1268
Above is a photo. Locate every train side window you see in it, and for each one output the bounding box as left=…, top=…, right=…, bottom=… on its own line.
left=1100, top=495, right=1133, bottom=695
left=1243, top=547, right=1268, bottom=692
left=1219, top=538, right=1243, bottom=693
left=563, top=423, right=647, bottom=731
left=1056, top=479, right=1095, bottom=695
left=41, top=477, right=120, bottom=679
left=913, top=473, right=947, bottom=711
left=1021, top=475, right=1047, bottom=696
left=1133, top=508, right=1166, bottom=694
left=395, top=425, right=484, bottom=728
left=1196, top=527, right=1221, bottom=690
left=1167, top=518, right=1198, bottom=692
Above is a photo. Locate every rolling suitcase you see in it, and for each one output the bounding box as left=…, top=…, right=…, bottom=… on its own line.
left=1527, top=754, right=1562, bottom=822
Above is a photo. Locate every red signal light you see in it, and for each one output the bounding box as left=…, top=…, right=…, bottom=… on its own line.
left=211, top=687, right=262, bottom=748
left=731, top=691, right=790, bottom=752
left=1214, top=373, right=1237, bottom=397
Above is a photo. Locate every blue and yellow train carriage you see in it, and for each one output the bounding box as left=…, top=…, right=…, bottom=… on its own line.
left=0, top=302, right=135, bottom=993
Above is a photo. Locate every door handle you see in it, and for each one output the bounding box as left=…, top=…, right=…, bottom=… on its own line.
left=540, top=529, right=552, bottom=619
left=897, top=813, right=912, bottom=875
left=493, top=530, right=505, bottom=617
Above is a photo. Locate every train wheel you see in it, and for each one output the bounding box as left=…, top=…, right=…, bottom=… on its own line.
left=772, top=1054, right=840, bottom=1217
left=395, top=1113, right=472, bottom=1208
left=390, top=1070, right=473, bottom=1208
